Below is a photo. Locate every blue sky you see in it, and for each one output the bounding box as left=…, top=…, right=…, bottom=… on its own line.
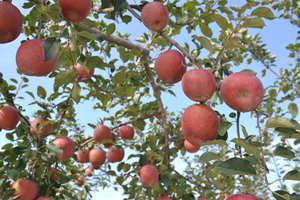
left=1, top=1, right=299, bottom=200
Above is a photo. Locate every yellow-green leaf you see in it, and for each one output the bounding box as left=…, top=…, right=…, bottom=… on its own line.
left=243, top=17, right=266, bottom=29
left=251, top=7, right=277, bottom=20
left=212, top=14, right=230, bottom=31
left=192, top=35, right=213, bottom=54
left=288, top=103, right=298, bottom=118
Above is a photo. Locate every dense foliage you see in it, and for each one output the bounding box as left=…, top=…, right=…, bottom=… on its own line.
left=0, top=0, right=299, bottom=199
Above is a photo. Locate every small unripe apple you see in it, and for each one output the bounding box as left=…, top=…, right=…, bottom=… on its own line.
left=141, top=2, right=169, bottom=32
left=53, top=136, right=76, bottom=160
left=140, top=164, right=159, bottom=186
left=181, top=104, right=219, bottom=146
left=73, top=63, right=94, bottom=80
left=0, top=106, right=19, bottom=130
left=11, top=178, right=38, bottom=200
left=119, top=125, right=134, bottom=139
left=75, top=176, right=85, bottom=187
left=220, top=72, right=264, bottom=112
left=76, top=150, right=90, bottom=163
left=30, top=117, right=53, bottom=138
left=58, top=0, right=92, bottom=22
left=181, top=69, right=216, bottom=102
left=16, top=39, right=58, bottom=76
left=0, top=1, right=22, bottom=43
left=107, top=146, right=125, bottom=163
left=155, top=50, right=186, bottom=84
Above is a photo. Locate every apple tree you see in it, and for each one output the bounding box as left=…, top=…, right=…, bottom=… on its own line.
left=0, top=0, right=299, bottom=199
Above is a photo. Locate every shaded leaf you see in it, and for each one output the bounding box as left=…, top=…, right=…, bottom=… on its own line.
left=231, top=138, right=260, bottom=160
left=37, top=86, right=47, bottom=99
left=251, top=7, right=277, bottom=20
left=217, top=157, right=257, bottom=176
left=224, top=38, right=241, bottom=49
left=273, top=190, right=290, bottom=200
left=283, top=170, right=300, bottom=181
left=72, top=82, right=81, bottom=104
left=47, top=143, right=63, bottom=157
left=42, top=37, right=60, bottom=62
left=218, top=121, right=232, bottom=136
left=288, top=103, right=298, bottom=118
left=160, top=176, right=173, bottom=186
left=199, top=152, right=221, bottom=162
left=192, top=35, right=213, bottom=54
left=266, top=117, right=293, bottom=129
left=274, top=146, right=295, bottom=159
left=243, top=17, right=266, bottom=28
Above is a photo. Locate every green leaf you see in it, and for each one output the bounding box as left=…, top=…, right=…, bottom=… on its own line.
left=200, top=24, right=213, bottom=38
left=112, top=72, right=127, bottom=84
left=273, top=190, right=290, bottom=200
left=217, top=157, right=257, bottom=176
left=199, top=152, right=221, bottom=162
left=122, top=163, right=131, bottom=172
left=283, top=170, right=300, bottom=181
left=37, top=86, right=47, bottom=99
left=266, top=117, right=293, bottom=129
left=192, top=35, right=213, bottom=54
left=54, top=71, right=73, bottom=87
left=231, top=138, right=260, bottom=160
left=13, top=146, right=27, bottom=155
left=218, top=121, right=232, bottom=136
left=101, top=0, right=112, bottom=8
left=243, top=17, right=266, bottom=29
left=241, top=125, right=249, bottom=137
left=42, top=37, right=60, bottom=62
left=106, top=23, right=116, bottom=35
left=274, top=146, right=295, bottom=159
left=72, top=82, right=81, bottom=104
left=288, top=103, right=298, bottom=118
left=212, top=14, right=230, bottom=31
left=224, top=38, right=241, bottom=49
left=139, top=155, right=147, bottom=166
left=47, top=143, right=63, bottom=157
left=74, top=31, right=103, bottom=42
left=7, top=169, right=19, bottom=180
left=160, top=176, right=173, bottom=186
left=250, top=7, right=277, bottom=20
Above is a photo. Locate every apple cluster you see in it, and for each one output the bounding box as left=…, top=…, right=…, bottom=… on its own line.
left=140, top=2, right=264, bottom=199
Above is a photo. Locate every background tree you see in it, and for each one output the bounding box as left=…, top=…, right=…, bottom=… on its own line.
left=0, top=0, right=299, bottom=200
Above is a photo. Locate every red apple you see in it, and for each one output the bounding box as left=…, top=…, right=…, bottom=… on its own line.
left=75, top=176, right=85, bottom=187
left=11, top=178, right=38, bottom=200
left=76, top=150, right=90, bottom=163
left=157, top=196, right=172, bottom=200
left=94, top=125, right=112, bottom=144
left=226, top=194, right=262, bottom=200
left=16, top=39, right=58, bottom=76
left=107, top=146, right=125, bottom=163
left=36, top=197, right=53, bottom=200
left=184, top=140, right=200, bottom=153
left=140, top=164, right=159, bottom=186
left=91, top=164, right=100, bottom=170
left=103, top=132, right=116, bottom=148
left=49, top=167, right=59, bottom=181
left=57, top=0, right=92, bottom=22
left=0, top=106, right=19, bottom=130
left=154, top=50, right=186, bottom=84
left=119, top=125, right=134, bottom=139
left=53, top=136, right=76, bottom=160
left=30, top=117, right=53, bottom=138
left=89, top=148, right=106, bottom=167
left=85, top=167, right=94, bottom=176
left=74, top=63, right=94, bottom=79
left=220, top=72, right=264, bottom=112
left=141, top=2, right=169, bottom=32
left=181, top=104, right=219, bottom=146
left=0, top=1, right=22, bottom=43
left=181, top=69, right=216, bottom=102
